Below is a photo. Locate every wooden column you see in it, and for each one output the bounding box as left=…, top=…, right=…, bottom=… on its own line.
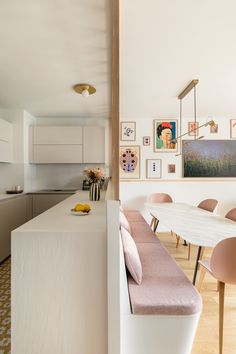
left=111, top=0, right=119, bottom=200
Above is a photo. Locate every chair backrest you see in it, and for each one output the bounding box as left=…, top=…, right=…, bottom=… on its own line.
left=225, top=208, right=236, bottom=222
left=147, top=193, right=173, bottom=203
left=210, top=237, right=236, bottom=285
left=197, top=199, right=218, bottom=213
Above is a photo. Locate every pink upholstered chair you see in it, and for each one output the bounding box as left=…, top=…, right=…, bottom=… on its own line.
left=147, top=193, right=173, bottom=232
left=197, top=198, right=218, bottom=212
left=197, top=237, right=236, bottom=354
left=225, top=207, right=236, bottom=222
left=176, top=199, right=218, bottom=260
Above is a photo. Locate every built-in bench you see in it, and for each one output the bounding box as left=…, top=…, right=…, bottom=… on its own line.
left=120, top=210, right=202, bottom=354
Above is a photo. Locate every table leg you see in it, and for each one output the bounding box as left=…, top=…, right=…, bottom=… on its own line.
left=193, top=246, right=202, bottom=285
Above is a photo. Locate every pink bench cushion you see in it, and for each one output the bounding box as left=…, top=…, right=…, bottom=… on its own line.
left=125, top=210, right=202, bottom=316
left=124, top=210, right=158, bottom=243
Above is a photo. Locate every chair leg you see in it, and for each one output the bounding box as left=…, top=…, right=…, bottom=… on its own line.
left=219, top=281, right=225, bottom=354
left=188, top=244, right=191, bottom=260
left=197, top=265, right=207, bottom=292
left=176, top=235, right=180, bottom=248
left=150, top=217, right=155, bottom=229
left=153, top=218, right=159, bottom=233
left=200, top=247, right=205, bottom=260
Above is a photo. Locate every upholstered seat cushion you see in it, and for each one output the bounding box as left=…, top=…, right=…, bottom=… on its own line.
left=124, top=210, right=202, bottom=316
left=124, top=210, right=158, bottom=243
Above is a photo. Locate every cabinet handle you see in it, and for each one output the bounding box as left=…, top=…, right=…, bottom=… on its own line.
left=0, top=138, right=8, bottom=142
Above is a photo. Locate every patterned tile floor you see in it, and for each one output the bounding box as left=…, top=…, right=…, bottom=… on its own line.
left=0, top=257, right=11, bottom=354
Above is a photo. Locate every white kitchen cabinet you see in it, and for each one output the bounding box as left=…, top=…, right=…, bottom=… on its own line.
left=32, top=145, right=83, bottom=163
left=0, top=195, right=32, bottom=262
left=29, top=125, right=105, bottom=164
left=83, top=126, right=105, bottom=163
left=0, top=118, right=13, bottom=163
left=33, top=126, right=82, bottom=144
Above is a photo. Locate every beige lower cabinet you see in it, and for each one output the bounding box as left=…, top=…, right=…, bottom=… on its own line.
left=32, top=194, right=72, bottom=217
left=0, top=195, right=32, bottom=263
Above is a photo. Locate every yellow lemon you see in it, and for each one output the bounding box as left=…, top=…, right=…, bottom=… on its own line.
left=83, top=204, right=91, bottom=212
left=74, top=204, right=85, bottom=212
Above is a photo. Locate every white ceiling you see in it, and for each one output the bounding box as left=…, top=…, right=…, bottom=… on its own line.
left=1, top=1, right=236, bottom=120
left=121, top=0, right=236, bottom=118
left=0, top=0, right=111, bottom=118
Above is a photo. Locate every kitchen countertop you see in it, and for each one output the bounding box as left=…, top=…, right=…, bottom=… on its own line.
left=11, top=190, right=107, bottom=354
left=0, top=189, right=79, bottom=202
left=13, top=190, right=106, bottom=233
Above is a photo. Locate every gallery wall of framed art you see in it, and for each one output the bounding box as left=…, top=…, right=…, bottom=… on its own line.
left=120, top=117, right=236, bottom=180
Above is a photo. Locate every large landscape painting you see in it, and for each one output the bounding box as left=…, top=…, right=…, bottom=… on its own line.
left=183, top=140, right=236, bottom=177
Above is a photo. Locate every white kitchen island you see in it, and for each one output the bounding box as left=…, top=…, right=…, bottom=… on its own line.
left=11, top=191, right=108, bottom=354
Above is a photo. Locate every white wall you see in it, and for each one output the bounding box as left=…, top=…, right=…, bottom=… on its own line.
left=120, top=1, right=236, bottom=217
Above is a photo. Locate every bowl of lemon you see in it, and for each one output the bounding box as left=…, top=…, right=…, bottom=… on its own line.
left=71, top=203, right=91, bottom=216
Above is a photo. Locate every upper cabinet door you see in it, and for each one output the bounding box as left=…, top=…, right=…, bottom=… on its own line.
left=83, top=126, right=105, bottom=163
left=33, top=126, right=83, bottom=145
left=0, top=118, right=13, bottom=163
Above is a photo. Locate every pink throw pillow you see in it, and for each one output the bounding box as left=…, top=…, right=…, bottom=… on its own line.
left=120, top=211, right=131, bottom=233
left=120, top=226, right=142, bottom=285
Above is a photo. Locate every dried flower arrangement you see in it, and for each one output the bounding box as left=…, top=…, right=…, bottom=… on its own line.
left=84, top=167, right=105, bottom=184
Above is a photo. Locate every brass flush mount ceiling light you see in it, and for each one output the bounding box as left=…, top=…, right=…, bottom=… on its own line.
left=73, top=83, right=96, bottom=98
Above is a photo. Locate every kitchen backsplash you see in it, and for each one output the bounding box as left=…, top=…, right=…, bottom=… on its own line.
left=33, top=164, right=107, bottom=190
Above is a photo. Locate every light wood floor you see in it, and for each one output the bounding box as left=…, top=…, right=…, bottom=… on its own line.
left=157, top=232, right=236, bottom=354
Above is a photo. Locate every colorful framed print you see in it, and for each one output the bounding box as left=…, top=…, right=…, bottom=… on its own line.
left=154, top=119, right=177, bottom=152
left=188, top=122, right=199, bottom=136
left=210, top=123, right=218, bottom=133
left=183, top=140, right=236, bottom=177
left=146, top=159, right=162, bottom=179
left=120, top=121, right=136, bottom=141
left=168, top=164, right=176, bottom=173
left=119, top=146, right=140, bottom=179
left=143, top=136, right=150, bottom=146
left=230, top=119, right=236, bottom=138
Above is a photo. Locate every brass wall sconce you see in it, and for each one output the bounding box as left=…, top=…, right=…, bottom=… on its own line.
left=73, top=83, right=96, bottom=98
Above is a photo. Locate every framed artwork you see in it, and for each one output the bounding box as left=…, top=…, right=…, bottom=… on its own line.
left=120, top=121, right=136, bottom=141
left=146, top=159, right=162, bottom=179
left=154, top=119, right=178, bottom=152
left=143, top=136, right=150, bottom=146
left=210, top=123, right=218, bottom=133
left=188, top=122, right=199, bottom=136
left=230, top=119, right=236, bottom=138
left=182, top=140, right=236, bottom=177
left=168, top=164, right=176, bottom=173
left=119, top=146, right=140, bottom=179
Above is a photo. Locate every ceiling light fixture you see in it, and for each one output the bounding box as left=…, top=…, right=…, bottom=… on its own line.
left=73, top=84, right=96, bottom=98
left=174, top=80, right=216, bottom=156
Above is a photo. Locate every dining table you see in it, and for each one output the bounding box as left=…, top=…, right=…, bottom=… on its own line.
left=145, top=202, right=236, bottom=285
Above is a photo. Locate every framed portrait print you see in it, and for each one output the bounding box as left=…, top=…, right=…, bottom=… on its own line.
left=168, top=164, right=176, bottom=173
left=230, top=119, right=236, bottom=138
left=188, top=122, right=199, bottom=136
left=146, top=159, right=162, bottom=179
left=143, top=136, right=150, bottom=146
left=119, top=146, right=140, bottom=179
left=154, top=119, right=177, bottom=152
left=210, top=123, right=218, bottom=133
left=120, top=121, right=136, bottom=141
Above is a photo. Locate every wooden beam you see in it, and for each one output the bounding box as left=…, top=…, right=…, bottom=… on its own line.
left=111, top=0, right=120, bottom=200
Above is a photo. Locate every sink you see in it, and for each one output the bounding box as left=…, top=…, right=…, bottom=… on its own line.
left=38, top=189, right=78, bottom=193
